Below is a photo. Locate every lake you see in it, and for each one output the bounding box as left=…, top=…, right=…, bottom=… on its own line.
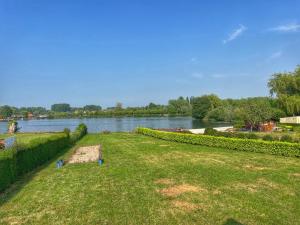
left=0, top=117, right=230, bottom=134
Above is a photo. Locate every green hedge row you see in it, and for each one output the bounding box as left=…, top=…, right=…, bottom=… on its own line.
left=0, top=124, right=87, bottom=192
left=136, top=127, right=300, bottom=158
left=70, top=123, right=88, bottom=143
left=204, top=128, right=298, bottom=143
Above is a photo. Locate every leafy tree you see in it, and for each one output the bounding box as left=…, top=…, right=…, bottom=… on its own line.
left=191, top=94, right=222, bottom=119
left=147, top=102, right=158, bottom=109
left=19, top=107, right=47, bottom=116
left=0, top=105, right=13, bottom=118
left=83, top=105, right=102, bottom=111
left=268, top=66, right=300, bottom=115
left=205, top=105, right=235, bottom=122
left=115, top=102, right=123, bottom=110
left=168, top=97, right=192, bottom=115
left=51, top=103, right=71, bottom=112
left=239, top=99, right=273, bottom=131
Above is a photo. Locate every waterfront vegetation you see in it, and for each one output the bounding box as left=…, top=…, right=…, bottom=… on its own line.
left=203, top=127, right=300, bottom=143
left=1, top=66, right=300, bottom=132
left=0, top=132, right=299, bottom=224
left=136, top=127, right=300, bottom=157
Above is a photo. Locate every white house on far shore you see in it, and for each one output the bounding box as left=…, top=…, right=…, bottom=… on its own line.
left=280, top=116, right=300, bottom=124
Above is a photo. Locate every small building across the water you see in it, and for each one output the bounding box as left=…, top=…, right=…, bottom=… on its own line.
left=280, top=116, right=300, bottom=124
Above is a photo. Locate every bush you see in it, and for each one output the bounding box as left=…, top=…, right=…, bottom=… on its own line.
left=246, top=133, right=259, bottom=139
left=204, top=128, right=258, bottom=140
left=136, top=127, right=300, bottom=158
left=0, top=124, right=87, bottom=192
left=281, top=134, right=293, bottom=142
left=262, top=134, right=274, bottom=141
left=204, top=128, right=218, bottom=135
left=233, top=132, right=248, bottom=139
left=101, top=130, right=111, bottom=134
left=63, top=128, right=71, bottom=138
left=70, top=123, right=88, bottom=143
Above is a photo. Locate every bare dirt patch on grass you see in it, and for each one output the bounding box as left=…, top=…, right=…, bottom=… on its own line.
left=142, top=151, right=229, bottom=166
left=154, top=178, right=174, bottom=185
left=159, top=184, right=203, bottom=197
left=232, top=178, right=295, bottom=195
left=290, top=173, right=300, bottom=178
left=171, top=200, right=200, bottom=212
left=243, top=164, right=270, bottom=171
left=68, top=145, right=101, bottom=164
left=233, top=178, right=279, bottom=193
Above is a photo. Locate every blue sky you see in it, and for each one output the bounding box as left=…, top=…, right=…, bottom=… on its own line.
left=1, top=0, right=300, bottom=108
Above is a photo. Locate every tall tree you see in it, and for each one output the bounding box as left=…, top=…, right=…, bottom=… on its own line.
left=51, top=103, right=71, bottom=112
left=83, top=105, right=102, bottom=111
left=0, top=105, right=13, bottom=118
left=268, top=66, right=300, bottom=115
left=239, top=99, right=273, bottom=131
left=115, top=102, right=123, bottom=110
left=168, top=97, right=192, bottom=115
left=191, top=94, right=222, bottom=119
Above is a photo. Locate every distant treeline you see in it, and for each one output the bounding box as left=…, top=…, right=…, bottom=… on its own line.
left=1, top=65, right=300, bottom=129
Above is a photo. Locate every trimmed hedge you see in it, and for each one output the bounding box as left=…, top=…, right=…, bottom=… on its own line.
left=204, top=128, right=260, bottom=140
left=70, top=123, right=88, bottom=143
left=0, top=124, right=87, bottom=192
left=136, top=127, right=300, bottom=158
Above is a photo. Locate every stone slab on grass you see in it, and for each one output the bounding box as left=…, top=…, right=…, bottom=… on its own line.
left=68, top=145, right=101, bottom=164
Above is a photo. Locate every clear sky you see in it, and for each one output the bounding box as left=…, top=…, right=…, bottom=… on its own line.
left=1, top=0, right=300, bottom=108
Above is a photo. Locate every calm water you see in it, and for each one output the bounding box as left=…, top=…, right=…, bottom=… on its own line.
left=0, top=117, right=230, bottom=134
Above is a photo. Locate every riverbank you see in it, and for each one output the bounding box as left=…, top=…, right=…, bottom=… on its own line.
left=0, top=117, right=231, bottom=134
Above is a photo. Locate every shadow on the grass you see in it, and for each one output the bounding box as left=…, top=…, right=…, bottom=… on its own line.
left=223, top=218, right=244, bottom=225
left=0, top=145, right=73, bottom=207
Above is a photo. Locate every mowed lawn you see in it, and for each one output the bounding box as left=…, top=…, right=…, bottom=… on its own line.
left=0, top=133, right=299, bottom=225
left=0, top=132, right=64, bottom=144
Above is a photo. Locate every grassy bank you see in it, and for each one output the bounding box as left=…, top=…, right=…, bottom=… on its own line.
left=0, top=132, right=299, bottom=224
left=0, top=133, right=63, bottom=144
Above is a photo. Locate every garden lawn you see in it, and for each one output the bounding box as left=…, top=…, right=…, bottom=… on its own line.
left=0, top=133, right=299, bottom=225
left=0, top=132, right=64, bottom=144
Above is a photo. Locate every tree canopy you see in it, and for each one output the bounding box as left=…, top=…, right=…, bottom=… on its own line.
left=0, top=105, right=13, bottom=119
left=83, top=105, right=102, bottom=111
left=168, top=97, right=192, bottom=115
left=191, top=94, right=222, bottom=119
left=268, top=66, right=300, bottom=115
left=51, top=103, right=71, bottom=112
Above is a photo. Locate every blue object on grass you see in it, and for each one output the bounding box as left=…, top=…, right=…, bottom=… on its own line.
left=56, top=159, right=64, bottom=168
left=4, top=136, right=16, bottom=149
left=98, top=159, right=103, bottom=165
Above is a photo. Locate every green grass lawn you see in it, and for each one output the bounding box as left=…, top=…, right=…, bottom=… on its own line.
left=0, top=132, right=64, bottom=144
left=0, top=133, right=299, bottom=225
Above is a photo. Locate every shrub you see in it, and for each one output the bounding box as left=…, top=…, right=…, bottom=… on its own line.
left=262, top=134, right=274, bottom=141
left=218, top=132, right=234, bottom=138
left=136, top=127, right=300, bottom=158
left=246, top=133, right=259, bottom=139
left=233, top=132, right=248, bottom=139
left=280, top=134, right=293, bottom=142
left=101, top=130, right=111, bottom=134
left=204, top=128, right=218, bottom=135
left=70, top=123, right=88, bottom=143
left=63, top=128, right=71, bottom=138
left=204, top=129, right=258, bottom=140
